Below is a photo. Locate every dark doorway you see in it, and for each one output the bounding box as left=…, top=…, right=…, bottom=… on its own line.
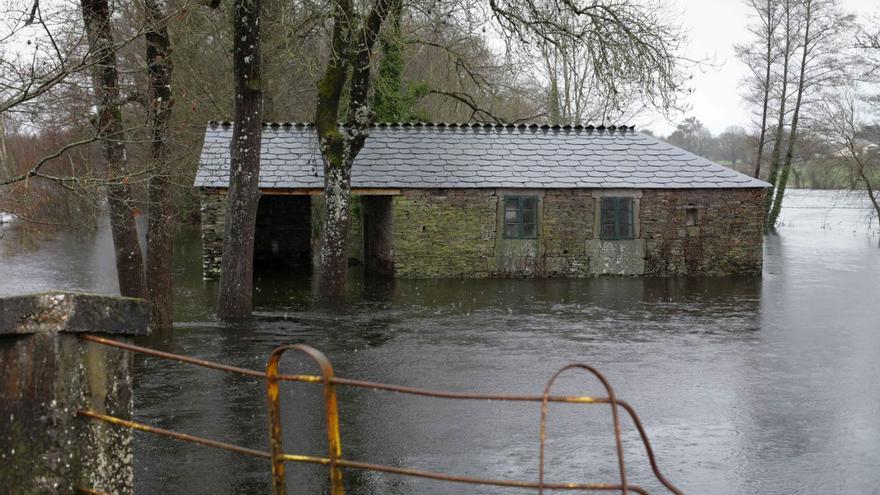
left=254, top=195, right=312, bottom=275
left=361, top=195, right=394, bottom=277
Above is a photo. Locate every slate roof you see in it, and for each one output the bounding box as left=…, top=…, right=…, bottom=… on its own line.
left=195, top=122, right=769, bottom=189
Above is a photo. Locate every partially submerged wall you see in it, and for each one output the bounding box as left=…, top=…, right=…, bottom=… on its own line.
left=200, top=187, right=765, bottom=280
left=641, top=188, right=765, bottom=276
left=390, top=188, right=765, bottom=278
left=392, top=189, right=497, bottom=278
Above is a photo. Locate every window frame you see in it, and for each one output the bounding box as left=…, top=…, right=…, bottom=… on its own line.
left=685, top=207, right=698, bottom=227
left=599, top=197, right=635, bottom=240
left=502, top=196, right=539, bottom=239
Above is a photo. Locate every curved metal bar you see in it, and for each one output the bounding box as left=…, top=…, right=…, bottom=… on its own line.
left=616, top=400, right=683, bottom=495
left=539, top=364, right=628, bottom=495
left=266, top=344, right=344, bottom=495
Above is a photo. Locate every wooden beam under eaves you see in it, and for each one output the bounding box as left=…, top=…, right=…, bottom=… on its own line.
left=258, top=187, right=402, bottom=196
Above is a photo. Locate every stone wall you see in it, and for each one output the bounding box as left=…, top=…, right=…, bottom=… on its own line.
left=641, top=188, right=765, bottom=276
left=200, top=187, right=766, bottom=280
left=391, top=189, right=498, bottom=278
left=389, top=187, right=765, bottom=278
left=200, top=189, right=226, bottom=279
left=541, top=189, right=594, bottom=276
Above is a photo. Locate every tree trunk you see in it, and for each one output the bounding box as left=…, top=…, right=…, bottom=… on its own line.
left=217, top=0, right=263, bottom=318
left=314, top=0, right=390, bottom=299
left=318, top=163, right=353, bottom=298
left=763, top=3, right=793, bottom=233
left=80, top=0, right=145, bottom=298
left=861, top=174, right=880, bottom=235
left=768, top=0, right=813, bottom=230
left=144, top=0, right=175, bottom=329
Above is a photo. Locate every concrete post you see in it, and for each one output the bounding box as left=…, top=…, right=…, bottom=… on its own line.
left=0, top=292, right=150, bottom=494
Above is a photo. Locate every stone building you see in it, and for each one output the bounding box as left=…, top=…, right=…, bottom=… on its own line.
left=195, top=122, right=769, bottom=279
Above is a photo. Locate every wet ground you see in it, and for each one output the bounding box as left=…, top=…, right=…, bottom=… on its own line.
left=1, top=189, right=878, bottom=494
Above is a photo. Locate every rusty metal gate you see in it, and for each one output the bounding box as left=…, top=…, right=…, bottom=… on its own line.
left=76, top=334, right=683, bottom=495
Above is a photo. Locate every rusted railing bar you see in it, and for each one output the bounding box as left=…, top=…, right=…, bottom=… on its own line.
left=616, top=400, right=684, bottom=495
left=78, top=334, right=269, bottom=380
left=274, top=454, right=649, bottom=494
left=330, top=376, right=604, bottom=403
left=80, top=333, right=608, bottom=403
left=77, top=410, right=271, bottom=460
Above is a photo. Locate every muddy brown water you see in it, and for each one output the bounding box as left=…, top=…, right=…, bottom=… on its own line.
left=1, top=189, right=878, bottom=494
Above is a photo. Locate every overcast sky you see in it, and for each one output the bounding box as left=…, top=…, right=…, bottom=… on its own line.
left=640, top=0, right=878, bottom=137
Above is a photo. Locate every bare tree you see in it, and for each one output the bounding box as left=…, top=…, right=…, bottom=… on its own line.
left=665, top=117, right=713, bottom=156
left=144, top=0, right=176, bottom=329
left=737, top=0, right=782, bottom=178
left=313, top=0, right=392, bottom=298
left=718, top=126, right=751, bottom=169
left=767, top=0, right=855, bottom=229
left=80, top=0, right=145, bottom=297
left=216, top=0, right=264, bottom=318
left=817, top=90, right=880, bottom=233
left=528, top=5, right=685, bottom=126
left=761, top=0, right=797, bottom=231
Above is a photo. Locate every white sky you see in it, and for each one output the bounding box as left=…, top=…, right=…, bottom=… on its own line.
left=639, top=0, right=879, bottom=136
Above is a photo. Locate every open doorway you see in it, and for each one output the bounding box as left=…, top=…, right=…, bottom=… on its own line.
left=361, top=195, right=394, bottom=277
left=254, top=195, right=312, bottom=275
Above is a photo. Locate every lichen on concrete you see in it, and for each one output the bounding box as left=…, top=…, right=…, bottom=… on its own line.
left=0, top=292, right=147, bottom=494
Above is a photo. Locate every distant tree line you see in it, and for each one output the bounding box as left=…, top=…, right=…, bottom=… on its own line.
left=656, top=116, right=880, bottom=192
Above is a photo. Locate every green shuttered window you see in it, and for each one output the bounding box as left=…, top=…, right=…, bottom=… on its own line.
left=600, top=197, right=635, bottom=240
left=503, top=196, right=538, bottom=239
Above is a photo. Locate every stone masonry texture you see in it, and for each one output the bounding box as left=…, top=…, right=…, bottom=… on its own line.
left=200, top=187, right=766, bottom=279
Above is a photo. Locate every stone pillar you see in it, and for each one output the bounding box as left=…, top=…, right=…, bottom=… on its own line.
left=200, top=188, right=228, bottom=279
left=0, top=292, right=150, bottom=495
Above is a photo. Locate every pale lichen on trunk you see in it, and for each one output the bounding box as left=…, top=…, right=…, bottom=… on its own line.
left=318, top=163, right=353, bottom=297
left=313, top=0, right=392, bottom=299
left=217, top=0, right=264, bottom=318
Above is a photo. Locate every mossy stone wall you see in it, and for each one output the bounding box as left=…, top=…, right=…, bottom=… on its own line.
left=641, top=188, right=766, bottom=275
left=391, top=189, right=498, bottom=278
left=200, top=187, right=766, bottom=279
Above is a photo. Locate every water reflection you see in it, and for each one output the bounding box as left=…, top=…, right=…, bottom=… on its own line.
left=1, top=190, right=878, bottom=494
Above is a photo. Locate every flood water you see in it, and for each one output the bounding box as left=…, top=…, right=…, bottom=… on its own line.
left=1, top=189, right=879, bottom=494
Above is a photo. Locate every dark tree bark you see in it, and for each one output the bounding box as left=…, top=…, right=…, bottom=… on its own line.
left=217, top=0, right=264, bottom=318
left=80, top=0, right=145, bottom=298
left=144, top=0, right=175, bottom=329
left=315, top=0, right=391, bottom=299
